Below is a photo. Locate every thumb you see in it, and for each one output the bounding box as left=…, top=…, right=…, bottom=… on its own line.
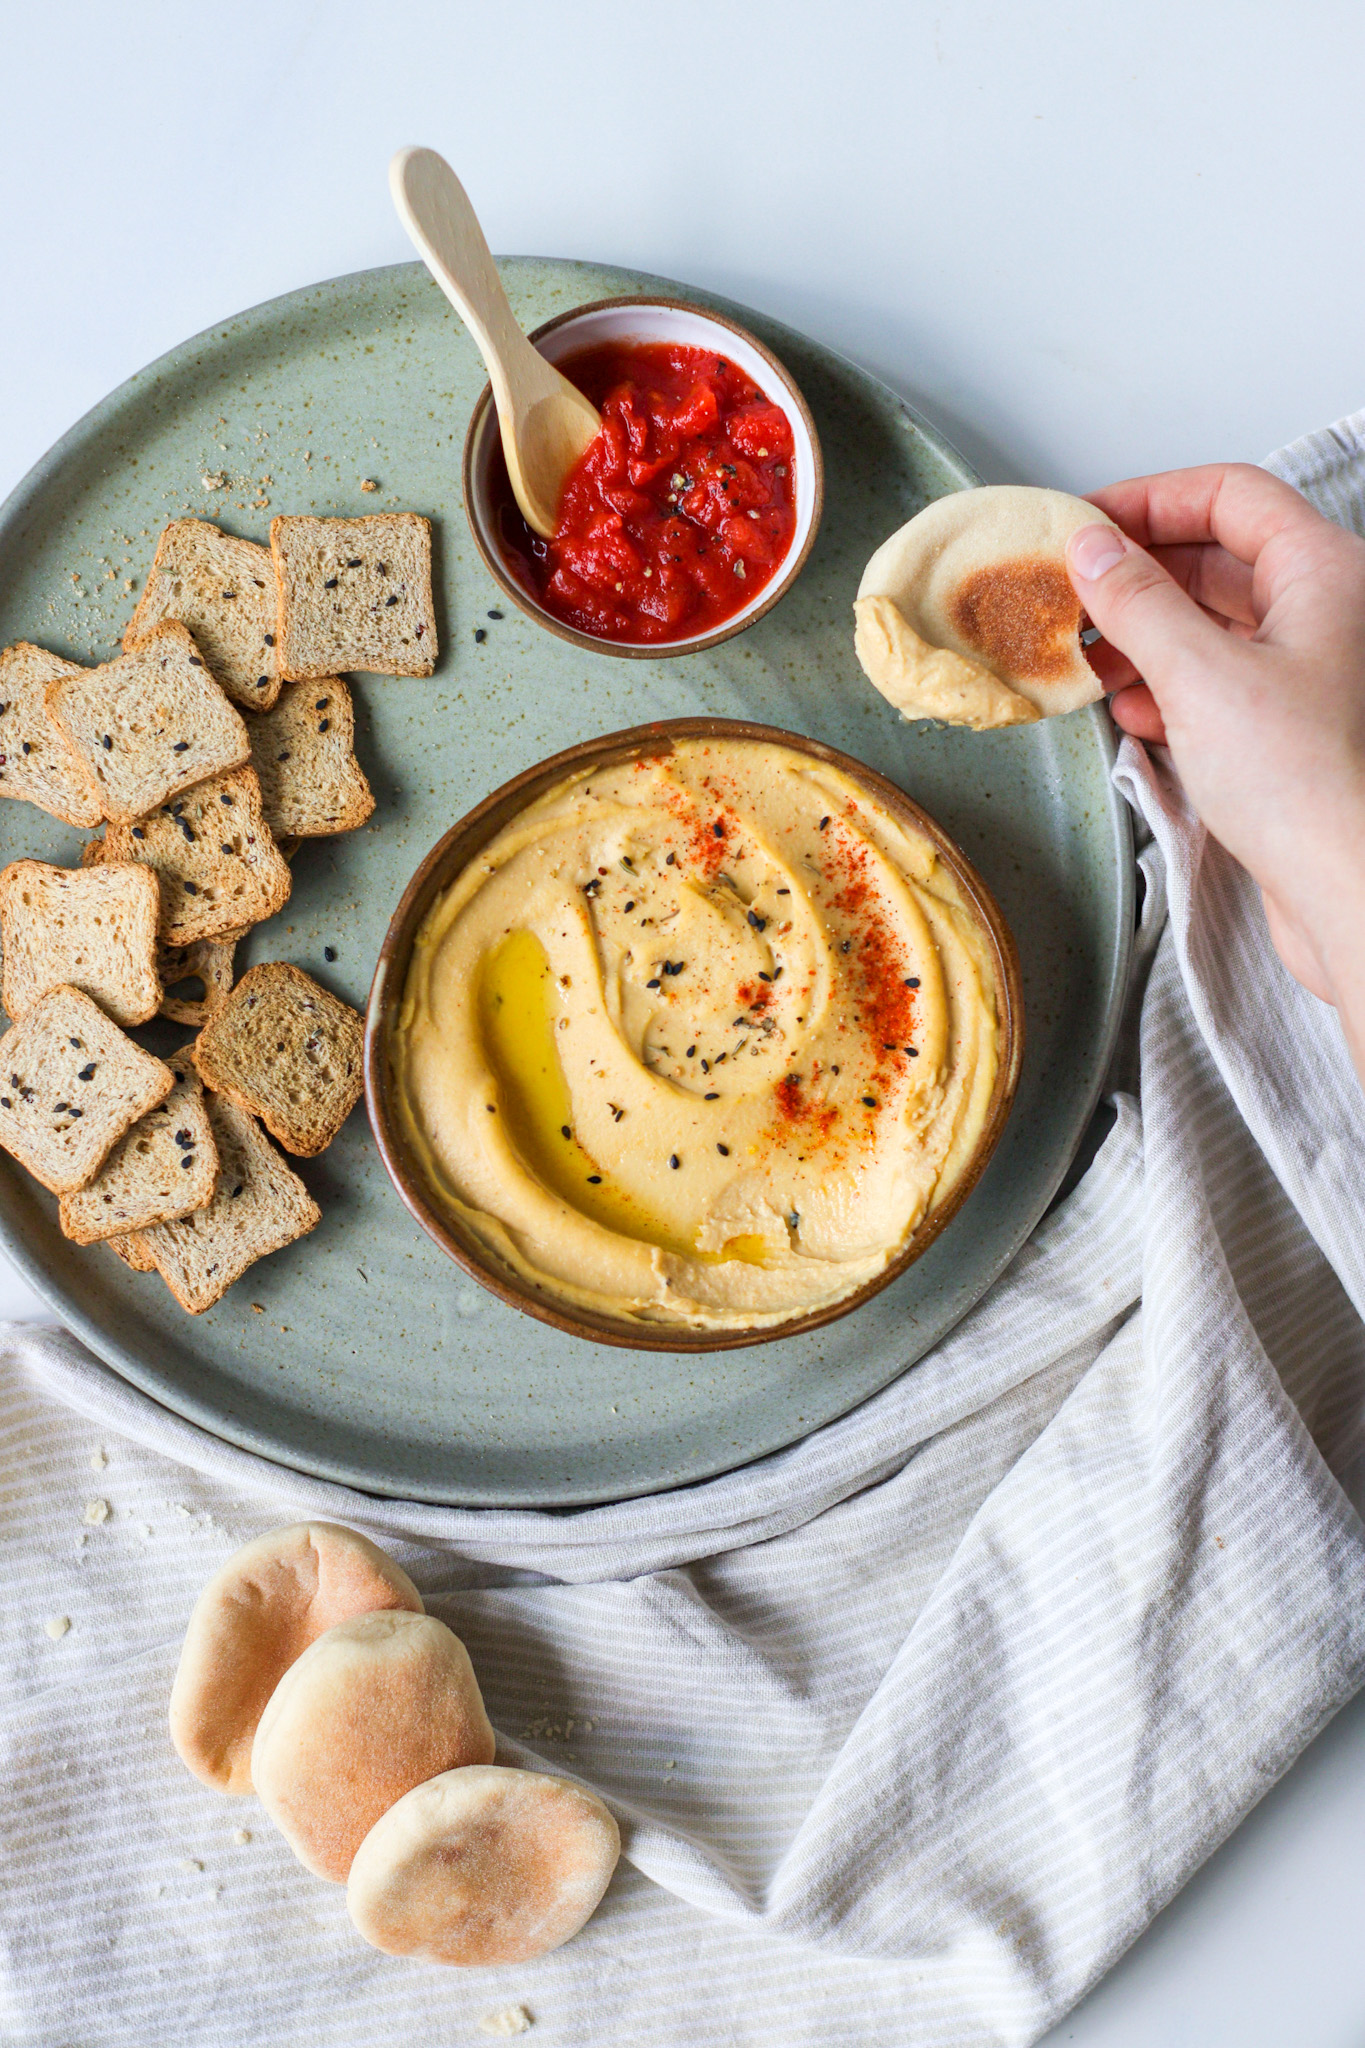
left=1067, top=521, right=1224, bottom=692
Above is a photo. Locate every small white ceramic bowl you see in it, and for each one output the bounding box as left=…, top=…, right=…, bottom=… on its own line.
left=461, top=295, right=824, bottom=658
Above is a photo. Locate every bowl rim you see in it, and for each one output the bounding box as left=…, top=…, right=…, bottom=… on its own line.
left=460, top=294, right=826, bottom=659
left=365, top=717, right=1025, bottom=1355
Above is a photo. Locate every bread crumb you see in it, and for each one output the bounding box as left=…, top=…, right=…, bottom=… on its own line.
left=89, top=1448, right=108, bottom=1471
left=232, top=1827, right=252, bottom=1845
left=251, top=1303, right=265, bottom=1314
left=201, top=472, right=228, bottom=491
left=179, top=1857, right=203, bottom=1873
left=43, top=1615, right=71, bottom=1640
left=360, top=478, right=379, bottom=492
left=478, top=2010, right=532, bottom=2037
left=83, top=1498, right=111, bottom=1525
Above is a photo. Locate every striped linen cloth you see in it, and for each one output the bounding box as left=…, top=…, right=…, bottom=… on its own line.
left=2, top=416, right=1363, bottom=2047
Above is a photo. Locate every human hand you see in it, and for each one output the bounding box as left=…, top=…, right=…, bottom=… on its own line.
left=1065, top=463, right=1365, bottom=1081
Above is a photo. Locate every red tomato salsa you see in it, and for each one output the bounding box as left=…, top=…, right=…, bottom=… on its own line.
left=490, top=341, right=798, bottom=644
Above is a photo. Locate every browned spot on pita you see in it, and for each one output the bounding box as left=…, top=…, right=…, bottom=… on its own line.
left=948, top=556, right=1082, bottom=683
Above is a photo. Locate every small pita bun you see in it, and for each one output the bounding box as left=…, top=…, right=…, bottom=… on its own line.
left=347, top=1766, right=621, bottom=1967
left=855, top=485, right=1120, bottom=724
left=251, top=1610, right=496, bottom=1882
left=169, top=1522, right=423, bottom=1795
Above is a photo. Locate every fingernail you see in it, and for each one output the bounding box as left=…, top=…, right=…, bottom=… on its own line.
left=1068, top=524, right=1127, bottom=581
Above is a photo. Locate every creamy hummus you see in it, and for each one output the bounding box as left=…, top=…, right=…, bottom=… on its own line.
left=393, top=738, right=1003, bottom=1331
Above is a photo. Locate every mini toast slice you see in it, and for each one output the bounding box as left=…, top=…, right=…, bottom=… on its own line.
left=59, top=1059, right=217, bottom=1244
left=131, top=1095, right=320, bottom=1313
left=0, top=985, right=173, bottom=1194
left=271, top=515, right=436, bottom=680
left=44, top=620, right=250, bottom=824
left=0, top=644, right=104, bottom=827
left=90, top=765, right=291, bottom=947
left=0, top=859, right=161, bottom=1026
left=124, top=520, right=283, bottom=711
left=191, top=962, right=363, bottom=1157
left=245, top=678, right=375, bottom=837
left=158, top=933, right=240, bottom=1028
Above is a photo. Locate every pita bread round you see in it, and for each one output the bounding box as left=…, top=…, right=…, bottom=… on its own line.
left=855, top=485, right=1120, bottom=722
left=347, top=1765, right=621, bottom=1967
left=169, top=1522, right=423, bottom=1795
left=251, top=1610, right=496, bottom=1881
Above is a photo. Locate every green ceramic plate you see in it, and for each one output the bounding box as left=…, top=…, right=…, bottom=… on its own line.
left=0, top=258, right=1132, bottom=1505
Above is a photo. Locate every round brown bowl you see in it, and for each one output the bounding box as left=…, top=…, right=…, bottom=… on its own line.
left=462, top=296, right=824, bottom=659
left=365, top=718, right=1024, bottom=1353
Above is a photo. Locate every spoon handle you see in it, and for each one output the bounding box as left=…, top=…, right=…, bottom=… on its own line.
left=389, top=148, right=532, bottom=403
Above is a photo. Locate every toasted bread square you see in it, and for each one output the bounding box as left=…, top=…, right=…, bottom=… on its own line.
left=44, top=621, right=249, bottom=824
left=132, top=1095, right=320, bottom=1312
left=191, top=961, right=363, bottom=1157
left=0, top=985, right=173, bottom=1194
left=245, top=677, right=375, bottom=837
left=124, top=520, right=283, bottom=711
left=59, top=1060, right=217, bottom=1243
left=158, top=933, right=240, bottom=1028
left=271, top=515, right=436, bottom=680
left=107, top=1230, right=157, bottom=1270
left=92, top=765, right=290, bottom=946
left=0, top=644, right=104, bottom=827
left=0, top=859, right=161, bottom=1026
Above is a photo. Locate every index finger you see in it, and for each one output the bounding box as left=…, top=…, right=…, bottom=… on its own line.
left=1084, top=463, right=1316, bottom=567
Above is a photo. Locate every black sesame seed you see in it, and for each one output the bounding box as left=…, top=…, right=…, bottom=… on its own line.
left=189, top=656, right=203, bottom=667
left=0, top=1098, right=9, bottom=1109
left=277, top=750, right=291, bottom=761
left=324, top=946, right=337, bottom=963
left=663, top=960, right=684, bottom=976
left=747, top=911, right=766, bottom=931
left=221, top=793, right=233, bottom=805
left=314, top=698, right=329, bottom=710
left=230, top=1184, right=243, bottom=1198
left=377, top=562, right=389, bottom=575
left=20, top=741, right=30, bottom=755
left=474, top=628, right=487, bottom=643
left=324, top=576, right=338, bottom=589
left=132, top=826, right=145, bottom=840
left=758, top=971, right=772, bottom=983
left=646, top=977, right=661, bottom=989
left=181, top=1155, right=195, bottom=1170
left=183, top=880, right=199, bottom=894
left=665, top=851, right=676, bottom=866
left=53, top=1102, right=69, bottom=1113
left=717, top=1143, right=730, bottom=1156
left=669, top=1154, right=680, bottom=1170
left=221, top=843, right=233, bottom=855
left=222, top=591, right=236, bottom=600
left=907, top=1046, right=919, bottom=1057
left=686, top=1046, right=696, bottom=1058
left=624, top=900, right=636, bottom=913
left=704, top=1091, right=719, bottom=1101
left=101, top=734, right=113, bottom=751
left=264, top=633, right=275, bottom=647
left=700, top=1058, right=710, bottom=1073
left=611, top=1105, right=625, bottom=1121
left=777, top=887, right=791, bottom=895
left=172, top=740, right=190, bottom=753
left=587, top=1174, right=603, bottom=1184
left=904, top=977, right=920, bottom=988
left=67, top=1106, right=82, bottom=1118
left=712, top=821, right=724, bottom=838
left=487, top=1103, right=496, bottom=1112
left=819, top=816, right=831, bottom=830
left=488, top=609, right=504, bottom=619
left=347, top=557, right=362, bottom=568
left=174, top=1128, right=191, bottom=1147
left=318, top=718, right=331, bottom=733
left=256, top=677, right=268, bottom=688
left=78, top=1064, right=96, bottom=1081
left=862, top=1095, right=877, bottom=1108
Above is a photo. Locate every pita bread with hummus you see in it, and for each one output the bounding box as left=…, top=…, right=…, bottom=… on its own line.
left=854, top=485, right=1121, bottom=728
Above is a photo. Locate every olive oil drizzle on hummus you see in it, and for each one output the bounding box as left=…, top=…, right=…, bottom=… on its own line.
left=394, top=740, right=1000, bottom=1330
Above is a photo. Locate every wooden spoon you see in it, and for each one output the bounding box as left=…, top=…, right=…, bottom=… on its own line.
left=390, top=147, right=601, bottom=539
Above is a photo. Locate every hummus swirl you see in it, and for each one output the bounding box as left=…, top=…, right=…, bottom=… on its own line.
left=393, top=738, right=1001, bottom=1330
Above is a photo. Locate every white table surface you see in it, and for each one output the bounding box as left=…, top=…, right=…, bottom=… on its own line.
left=4, top=3, right=1364, bottom=2039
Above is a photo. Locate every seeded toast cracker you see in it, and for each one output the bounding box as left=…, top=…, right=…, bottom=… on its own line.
left=0, top=644, right=104, bottom=827
left=158, top=934, right=240, bottom=1028
left=191, top=962, right=363, bottom=1157
left=44, top=621, right=250, bottom=824
left=124, top=520, right=283, bottom=711
left=0, top=859, right=161, bottom=1027
left=0, top=985, right=173, bottom=1194
left=134, top=1095, right=320, bottom=1312
left=271, top=515, right=436, bottom=680
left=59, top=1061, right=217, bottom=1243
left=245, top=678, right=375, bottom=837
left=94, top=766, right=290, bottom=946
